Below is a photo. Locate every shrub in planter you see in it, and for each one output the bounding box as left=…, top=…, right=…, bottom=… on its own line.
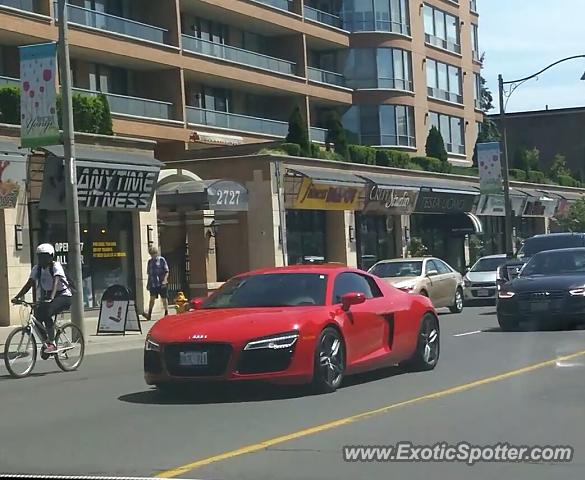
left=279, top=142, right=302, bottom=157
left=0, top=86, right=20, bottom=125
left=526, top=170, right=546, bottom=184
left=411, top=156, right=450, bottom=173
left=348, top=145, right=376, bottom=165
left=509, top=169, right=527, bottom=182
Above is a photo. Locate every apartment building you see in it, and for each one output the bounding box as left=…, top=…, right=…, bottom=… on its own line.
left=0, top=0, right=482, bottom=162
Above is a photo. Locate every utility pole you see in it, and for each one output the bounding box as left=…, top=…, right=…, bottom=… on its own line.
left=498, top=74, right=514, bottom=257
left=57, top=0, right=84, bottom=336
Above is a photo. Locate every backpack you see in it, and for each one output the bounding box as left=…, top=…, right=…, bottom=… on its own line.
left=37, top=263, right=78, bottom=296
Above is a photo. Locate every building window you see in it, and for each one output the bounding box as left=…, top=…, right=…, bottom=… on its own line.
left=343, top=0, right=410, bottom=35
left=474, top=72, right=482, bottom=109
left=423, top=4, right=460, bottom=54
left=471, top=24, right=480, bottom=62
left=429, top=111, right=465, bottom=154
left=470, top=0, right=478, bottom=13
left=343, top=104, right=416, bottom=147
left=426, top=58, right=462, bottom=103
left=344, top=48, right=412, bottom=90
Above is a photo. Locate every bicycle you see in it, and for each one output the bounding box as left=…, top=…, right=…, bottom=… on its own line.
left=3, top=299, right=85, bottom=378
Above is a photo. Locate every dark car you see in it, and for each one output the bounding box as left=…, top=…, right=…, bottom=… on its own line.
left=496, top=233, right=585, bottom=287
left=497, top=247, right=585, bottom=331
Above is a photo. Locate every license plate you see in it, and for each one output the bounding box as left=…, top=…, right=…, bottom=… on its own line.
left=477, top=289, right=490, bottom=297
left=179, top=351, right=208, bottom=366
left=530, top=302, right=549, bottom=312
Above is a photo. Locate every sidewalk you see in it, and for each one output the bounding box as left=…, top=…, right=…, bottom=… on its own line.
left=0, top=309, right=169, bottom=356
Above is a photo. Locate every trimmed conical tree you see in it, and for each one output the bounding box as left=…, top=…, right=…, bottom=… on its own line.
left=425, top=126, right=448, bottom=163
left=97, top=93, right=114, bottom=135
left=286, top=105, right=310, bottom=157
left=325, top=111, right=349, bottom=160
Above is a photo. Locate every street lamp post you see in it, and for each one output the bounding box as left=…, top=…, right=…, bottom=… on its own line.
left=57, top=0, right=85, bottom=336
left=498, top=55, right=585, bottom=257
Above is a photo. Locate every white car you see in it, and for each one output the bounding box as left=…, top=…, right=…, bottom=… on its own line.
left=463, top=254, right=508, bottom=303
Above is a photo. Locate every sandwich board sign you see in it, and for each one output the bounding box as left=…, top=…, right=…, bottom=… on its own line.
left=97, top=285, right=142, bottom=335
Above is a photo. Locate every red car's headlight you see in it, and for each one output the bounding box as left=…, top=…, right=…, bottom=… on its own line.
left=244, top=332, right=299, bottom=351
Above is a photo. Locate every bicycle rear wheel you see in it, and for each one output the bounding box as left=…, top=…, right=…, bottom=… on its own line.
left=54, top=323, right=85, bottom=372
left=4, top=327, right=37, bottom=378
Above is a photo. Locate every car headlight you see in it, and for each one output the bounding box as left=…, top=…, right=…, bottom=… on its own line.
left=498, top=290, right=515, bottom=299
left=397, top=283, right=416, bottom=292
left=145, top=337, right=160, bottom=352
left=569, top=288, right=585, bottom=296
left=244, top=331, right=299, bottom=351
left=463, top=277, right=472, bottom=287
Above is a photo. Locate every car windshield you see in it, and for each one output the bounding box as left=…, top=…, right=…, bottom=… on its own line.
left=521, top=250, right=585, bottom=276
left=523, top=236, right=584, bottom=256
left=370, top=261, right=423, bottom=278
left=471, top=257, right=507, bottom=272
left=202, top=273, right=328, bottom=308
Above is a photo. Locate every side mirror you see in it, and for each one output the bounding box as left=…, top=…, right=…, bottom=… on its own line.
left=426, top=269, right=438, bottom=277
left=341, top=292, right=366, bottom=311
left=190, top=298, right=204, bottom=310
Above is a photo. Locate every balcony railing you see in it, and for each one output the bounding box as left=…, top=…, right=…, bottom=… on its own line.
left=254, top=0, right=294, bottom=13
left=308, top=67, right=345, bottom=87
left=304, top=6, right=343, bottom=29
left=187, top=106, right=288, bottom=137
left=58, top=3, right=168, bottom=44
left=446, top=143, right=466, bottom=155
left=361, top=134, right=416, bottom=148
left=310, top=127, right=327, bottom=143
left=427, top=87, right=463, bottom=105
left=0, top=75, right=19, bottom=87
left=0, top=0, right=34, bottom=12
left=343, top=18, right=410, bottom=36
left=73, top=88, right=173, bottom=120
left=345, top=77, right=413, bottom=91
left=425, top=33, right=461, bottom=54
left=182, top=34, right=296, bottom=76
left=473, top=50, right=481, bottom=63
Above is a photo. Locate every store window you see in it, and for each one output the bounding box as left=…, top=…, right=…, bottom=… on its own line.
left=29, top=205, right=135, bottom=309
left=286, top=210, right=327, bottom=265
left=356, top=213, right=396, bottom=270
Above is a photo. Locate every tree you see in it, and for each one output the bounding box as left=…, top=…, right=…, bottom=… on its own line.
left=472, top=119, right=500, bottom=166
left=97, top=93, right=113, bottom=135
left=285, top=106, right=310, bottom=157
left=425, top=126, right=448, bottom=163
left=513, top=146, right=540, bottom=172
left=548, top=154, right=571, bottom=180
left=557, top=197, right=585, bottom=232
left=324, top=110, right=349, bottom=160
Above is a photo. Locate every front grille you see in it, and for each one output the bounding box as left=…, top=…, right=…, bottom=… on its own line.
left=472, top=289, right=496, bottom=297
left=144, top=350, right=162, bottom=374
left=471, top=282, right=496, bottom=288
left=236, top=348, right=294, bottom=375
left=164, top=343, right=232, bottom=377
left=517, top=291, right=566, bottom=301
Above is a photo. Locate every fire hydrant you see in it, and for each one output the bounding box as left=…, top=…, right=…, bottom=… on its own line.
left=174, top=291, right=189, bottom=314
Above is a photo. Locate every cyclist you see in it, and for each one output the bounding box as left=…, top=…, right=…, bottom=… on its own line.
left=12, top=243, right=73, bottom=353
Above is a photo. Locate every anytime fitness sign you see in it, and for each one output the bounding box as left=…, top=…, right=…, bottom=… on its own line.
left=364, top=184, right=418, bottom=215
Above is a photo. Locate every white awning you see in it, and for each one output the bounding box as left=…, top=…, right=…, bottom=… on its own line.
left=191, top=131, right=244, bottom=146
left=465, top=212, right=484, bottom=234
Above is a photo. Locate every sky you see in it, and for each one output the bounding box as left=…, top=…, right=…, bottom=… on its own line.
left=480, top=0, right=585, bottom=114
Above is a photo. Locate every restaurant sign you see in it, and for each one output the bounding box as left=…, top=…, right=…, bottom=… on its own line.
left=294, top=178, right=360, bottom=211
left=363, top=184, right=418, bottom=215
left=415, top=190, right=477, bottom=214
left=523, top=196, right=558, bottom=218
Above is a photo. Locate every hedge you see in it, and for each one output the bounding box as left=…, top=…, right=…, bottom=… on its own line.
left=411, top=156, right=451, bottom=173
left=280, top=142, right=302, bottom=157
left=527, top=170, right=546, bottom=184
left=375, top=149, right=411, bottom=168
left=509, top=169, right=527, bottom=181
left=348, top=145, right=376, bottom=165
left=0, top=86, right=20, bottom=124
left=557, top=174, right=582, bottom=188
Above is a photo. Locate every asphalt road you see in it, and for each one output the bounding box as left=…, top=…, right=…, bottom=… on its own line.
left=1, top=305, right=584, bottom=480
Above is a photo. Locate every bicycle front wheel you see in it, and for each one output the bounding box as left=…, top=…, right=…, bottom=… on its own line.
left=4, top=327, right=37, bottom=378
left=54, top=323, right=85, bottom=372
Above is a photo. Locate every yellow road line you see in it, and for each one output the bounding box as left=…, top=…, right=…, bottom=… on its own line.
left=157, top=348, right=585, bottom=478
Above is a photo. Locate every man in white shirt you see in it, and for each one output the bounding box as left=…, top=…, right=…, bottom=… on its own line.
left=13, top=243, right=73, bottom=353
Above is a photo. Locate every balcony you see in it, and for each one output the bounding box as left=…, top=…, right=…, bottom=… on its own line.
left=308, top=67, right=345, bottom=87
left=0, top=0, right=34, bottom=12
left=425, top=34, right=461, bottom=54
left=59, top=3, right=168, bottom=45
left=446, top=143, right=466, bottom=155
left=0, top=75, right=19, bottom=87
left=427, top=87, right=463, bottom=105
left=304, top=6, right=343, bottom=29
left=473, top=50, right=481, bottom=63
left=73, top=88, right=173, bottom=120
left=181, top=34, right=296, bottom=76
left=310, top=127, right=327, bottom=143
left=186, top=106, right=288, bottom=137
left=361, top=134, right=416, bottom=148
left=253, top=0, right=294, bottom=13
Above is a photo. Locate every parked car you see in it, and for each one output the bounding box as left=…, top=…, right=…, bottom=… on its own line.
left=144, top=264, right=440, bottom=394
left=496, top=233, right=585, bottom=287
left=368, top=257, right=464, bottom=313
left=463, top=254, right=508, bottom=304
left=497, top=247, right=585, bottom=331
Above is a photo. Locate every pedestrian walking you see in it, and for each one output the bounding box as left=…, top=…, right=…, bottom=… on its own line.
left=144, top=246, right=169, bottom=321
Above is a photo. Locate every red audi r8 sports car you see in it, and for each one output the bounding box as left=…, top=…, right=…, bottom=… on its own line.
left=144, top=264, right=439, bottom=393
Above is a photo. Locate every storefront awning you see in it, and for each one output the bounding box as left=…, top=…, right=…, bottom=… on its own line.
left=157, top=179, right=249, bottom=211
left=43, top=145, right=162, bottom=171
left=465, top=212, right=483, bottom=234
left=516, top=188, right=558, bottom=217
left=286, top=165, right=366, bottom=188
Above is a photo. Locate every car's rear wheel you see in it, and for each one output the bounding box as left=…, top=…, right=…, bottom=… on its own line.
left=449, top=288, right=464, bottom=314
left=312, top=327, right=345, bottom=393
left=403, top=313, right=440, bottom=371
left=498, top=314, right=519, bottom=332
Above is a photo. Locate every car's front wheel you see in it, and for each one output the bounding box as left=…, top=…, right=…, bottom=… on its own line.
left=403, top=313, right=440, bottom=371
left=312, top=327, right=345, bottom=393
left=449, top=288, right=464, bottom=314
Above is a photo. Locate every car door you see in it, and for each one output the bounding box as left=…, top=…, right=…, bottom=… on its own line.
left=424, top=259, right=443, bottom=306
left=435, top=259, right=458, bottom=307
left=332, top=272, right=387, bottom=365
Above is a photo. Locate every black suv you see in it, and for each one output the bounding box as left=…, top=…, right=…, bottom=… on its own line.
left=497, top=233, right=585, bottom=286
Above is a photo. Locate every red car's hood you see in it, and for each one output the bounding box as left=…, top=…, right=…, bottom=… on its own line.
left=148, top=306, right=326, bottom=344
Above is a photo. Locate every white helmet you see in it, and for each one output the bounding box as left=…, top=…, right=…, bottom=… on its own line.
left=36, top=243, right=55, bottom=256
